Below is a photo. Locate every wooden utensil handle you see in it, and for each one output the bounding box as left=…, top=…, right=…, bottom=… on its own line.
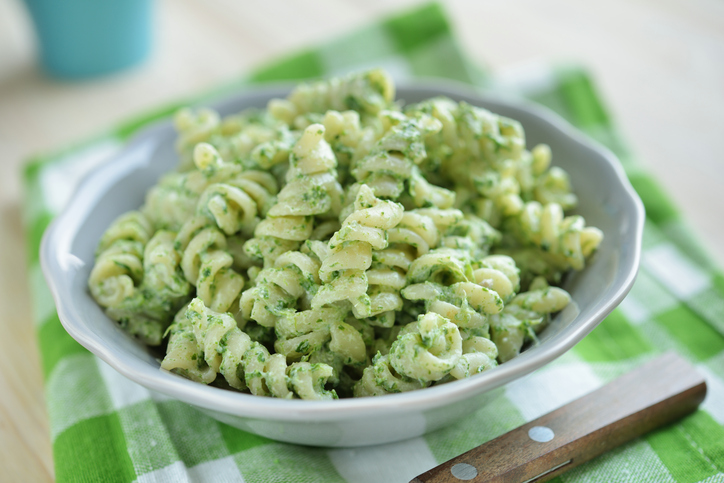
left=411, top=352, right=707, bottom=483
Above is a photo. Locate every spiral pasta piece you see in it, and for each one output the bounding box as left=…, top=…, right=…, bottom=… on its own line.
left=196, top=154, right=278, bottom=236
left=104, top=230, right=192, bottom=345
left=449, top=334, right=498, bottom=380
left=268, top=124, right=344, bottom=218
left=312, top=184, right=404, bottom=317
left=353, top=209, right=442, bottom=329
left=244, top=123, right=343, bottom=267
left=96, top=210, right=154, bottom=254
left=491, top=277, right=571, bottom=362
left=351, top=111, right=441, bottom=199
left=239, top=242, right=326, bottom=328
left=89, top=211, right=152, bottom=308
left=140, top=231, right=191, bottom=296
left=89, top=239, right=145, bottom=309
left=357, top=208, right=453, bottom=329
left=161, top=303, right=216, bottom=384
left=389, top=312, right=463, bottom=382
left=176, top=216, right=244, bottom=313
left=506, top=201, right=604, bottom=274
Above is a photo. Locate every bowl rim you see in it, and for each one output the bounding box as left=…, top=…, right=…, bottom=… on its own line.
left=40, top=79, right=645, bottom=421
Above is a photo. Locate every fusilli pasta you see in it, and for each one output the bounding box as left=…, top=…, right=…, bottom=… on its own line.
left=89, top=69, right=603, bottom=399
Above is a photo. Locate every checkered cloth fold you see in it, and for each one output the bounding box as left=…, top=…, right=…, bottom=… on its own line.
left=23, top=3, right=724, bottom=482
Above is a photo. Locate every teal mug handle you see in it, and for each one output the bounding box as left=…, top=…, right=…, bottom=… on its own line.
left=23, top=0, right=153, bottom=79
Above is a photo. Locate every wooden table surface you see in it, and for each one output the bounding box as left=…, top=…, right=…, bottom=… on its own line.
left=1, top=0, right=722, bottom=480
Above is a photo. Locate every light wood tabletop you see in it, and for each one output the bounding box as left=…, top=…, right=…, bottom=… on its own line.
left=1, top=0, right=722, bottom=480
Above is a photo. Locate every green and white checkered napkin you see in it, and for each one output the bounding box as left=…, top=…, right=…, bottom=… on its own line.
left=22, top=4, right=724, bottom=482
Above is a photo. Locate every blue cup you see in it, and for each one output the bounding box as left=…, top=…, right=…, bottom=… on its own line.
left=23, top=0, right=153, bottom=79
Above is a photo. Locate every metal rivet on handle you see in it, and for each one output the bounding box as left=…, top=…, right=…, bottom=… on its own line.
left=528, top=426, right=555, bottom=443
left=451, top=463, right=478, bottom=480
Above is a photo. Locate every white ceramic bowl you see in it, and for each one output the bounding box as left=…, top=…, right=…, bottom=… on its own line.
left=41, top=81, right=644, bottom=447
